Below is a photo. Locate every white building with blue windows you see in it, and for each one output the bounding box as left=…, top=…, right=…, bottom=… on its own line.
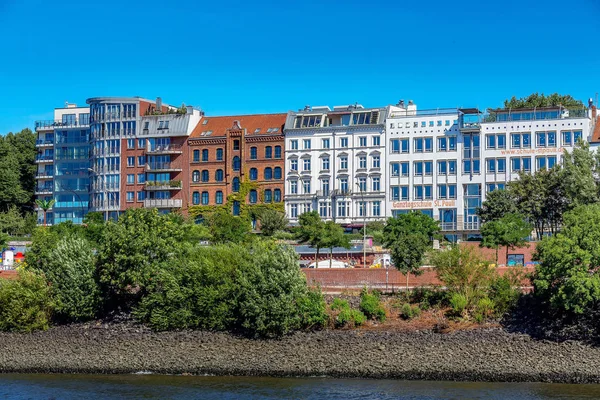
left=283, top=104, right=388, bottom=228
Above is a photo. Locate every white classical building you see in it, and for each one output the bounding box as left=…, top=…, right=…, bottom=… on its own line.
left=386, top=101, right=594, bottom=240
left=283, top=105, right=388, bottom=228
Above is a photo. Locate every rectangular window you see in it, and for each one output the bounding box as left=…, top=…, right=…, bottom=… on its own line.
left=421, top=121, right=426, bottom=127
left=127, top=156, right=134, bottom=167
left=137, top=155, right=145, bottom=166
left=290, top=180, right=298, bottom=194
left=448, top=160, right=456, bottom=175
left=372, top=155, right=380, bottom=168
left=401, top=162, right=409, bottom=177
left=137, top=191, right=145, bottom=201
left=303, top=158, right=311, bottom=171
left=487, top=159, right=495, bottom=173
left=391, top=139, right=400, bottom=154
left=137, top=138, right=146, bottom=149
left=290, top=204, right=298, bottom=218
left=414, top=162, right=423, bottom=176
left=233, top=140, right=240, bottom=151
left=340, top=178, right=349, bottom=193
left=372, top=177, right=380, bottom=191
left=498, top=158, right=506, bottom=173
left=340, top=156, right=348, bottom=169
left=486, top=135, right=496, bottom=149
left=438, top=137, right=447, bottom=151
left=322, top=138, right=330, bottom=149
left=290, top=159, right=298, bottom=171
left=359, top=136, right=367, bottom=147
left=562, top=131, right=572, bottom=146
left=303, top=139, right=311, bottom=149
left=498, top=134, right=506, bottom=149
left=448, top=136, right=456, bottom=151
left=373, top=201, right=380, bottom=216
left=414, top=186, right=424, bottom=200
left=438, top=184, right=447, bottom=199
left=424, top=161, right=433, bottom=176
left=126, top=191, right=134, bottom=202
left=425, top=137, right=433, bottom=152
left=340, top=137, right=348, bottom=148
left=391, top=163, right=400, bottom=176
left=401, top=139, right=409, bottom=153
left=303, top=180, right=311, bottom=194
left=127, top=139, right=135, bottom=149
left=372, top=136, right=380, bottom=146
left=321, top=179, right=330, bottom=196
left=359, top=156, right=367, bottom=169
left=425, top=185, right=432, bottom=200
left=127, top=174, right=134, bottom=184
left=438, top=161, right=447, bottom=175
left=414, top=138, right=424, bottom=153
left=322, top=157, right=330, bottom=170
left=137, top=173, right=145, bottom=184
left=290, top=140, right=298, bottom=150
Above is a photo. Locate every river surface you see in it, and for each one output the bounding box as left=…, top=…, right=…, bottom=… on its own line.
left=1, top=374, right=600, bottom=399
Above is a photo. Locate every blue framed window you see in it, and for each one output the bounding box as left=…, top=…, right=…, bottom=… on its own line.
left=264, top=167, right=272, bottom=180
left=265, top=146, right=272, bottom=159
left=192, top=170, right=199, bottom=182
left=216, top=148, right=223, bottom=161
left=250, top=147, right=257, bottom=160
left=201, top=191, right=209, bottom=205
left=193, top=150, right=200, bottom=162
left=264, top=189, right=272, bottom=203
left=232, top=177, right=240, bottom=192
left=274, top=167, right=282, bottom=179
left=202, top=149, right=209, bottom=162
left=215, top=169, right=224, bottom=181
left=274, top=189, right=281, bottom=202
left=250, top=168, right=258, bottom=180
left=249, top=189, right=257, bottom=204
left=201, top=170, right=209, bottom=182
left=192, top=192, right=200, bottom=205
left=274, top=146, right=282, bottom=158
left=233, top=156, right=241, bottom=171
left=233, top=201, right=240, bottom=215
left=216, top=191, right=223, bottom=204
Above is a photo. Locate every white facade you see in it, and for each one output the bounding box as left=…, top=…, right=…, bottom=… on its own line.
left=385, top=103, right=592, bottom=238
left=284, top=105, right=388, bottom=226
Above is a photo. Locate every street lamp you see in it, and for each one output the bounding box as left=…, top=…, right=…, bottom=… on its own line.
left=356, top=182, right=366, bottom=268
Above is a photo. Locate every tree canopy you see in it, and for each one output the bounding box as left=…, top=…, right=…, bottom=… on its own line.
left=502, top=93, right=585, bottom=109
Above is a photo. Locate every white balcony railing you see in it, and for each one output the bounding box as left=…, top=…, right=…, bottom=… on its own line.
left=144, top=198, right=182, bottom=208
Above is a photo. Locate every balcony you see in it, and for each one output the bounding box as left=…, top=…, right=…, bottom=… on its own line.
left=146, top=162, right=182, bottom=172
left=91, top=182, right=120, bottom=191
left=36, top=172, right=53, bottom=179
left=35, top=139, right=54, bottom=147
left=91, top=202, right=120, bottom=211
left=144, top=180, right=182, bottom=191
left=35, top=155, right=54, bottom=163
left=146, top=144, right=183, bottom=155
left=35, top=120, right=89, bottom=131
left=144, top=198, right=182, bottom=208
left=35, top=185, right=54, bottom=195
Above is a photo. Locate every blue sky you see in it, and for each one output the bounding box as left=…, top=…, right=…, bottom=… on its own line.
left=1, top=0, right=599, bottom=134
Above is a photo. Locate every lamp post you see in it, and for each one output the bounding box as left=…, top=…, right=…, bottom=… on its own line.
left=356, top=182, right=366, bottom=268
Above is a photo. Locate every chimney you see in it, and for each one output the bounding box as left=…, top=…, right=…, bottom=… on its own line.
left=156, top=97, right=162, bottom=111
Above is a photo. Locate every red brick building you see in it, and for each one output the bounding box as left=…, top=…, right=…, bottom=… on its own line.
left=187, top=114, right=286, bottom=215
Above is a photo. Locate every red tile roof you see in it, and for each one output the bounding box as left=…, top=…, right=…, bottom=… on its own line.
left=190, top=113, right=287, bottom=138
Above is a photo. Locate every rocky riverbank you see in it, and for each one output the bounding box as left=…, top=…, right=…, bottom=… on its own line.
left=0, top=323, right=599, bottom=383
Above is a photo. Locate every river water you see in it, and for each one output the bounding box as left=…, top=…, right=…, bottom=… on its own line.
left=1, top=374, right=600, bottom=399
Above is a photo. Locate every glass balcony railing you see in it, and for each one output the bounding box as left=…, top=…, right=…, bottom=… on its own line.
left=35, top=120, right=89, bottom=130
left=35, top=139, right=54, bottom=146
left=35, top=155, right=54, bottom=162
left=53, top=201, right=89, bottom=208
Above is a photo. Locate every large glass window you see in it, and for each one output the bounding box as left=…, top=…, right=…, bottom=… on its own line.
left=192, top=170, right=199, bottom=182
left=216, top=148, right=223, bottom=161
left=274, top=167, right=282, bottom=179
left=250, top=168, right=258, bottom=180
left=202, top=149, right=209, bottom=161
left=215, top=169, right=224, bottom=181
left=201, top=170, right=209, bottom=182
left=216, top=191, right=223, bottom=204
left=192, top=191, right=200, bottom=205
left=265, top=146, right=273, bottom=159
left=193, top=150, right=200, bottom=162
left=274, top=146, right=282, bottom=158
left=250, top=147, right=257, bottom=160
left=264, top=189, right=272, bottom=203
left=202, top=191, right=209, bottom=205
left=264, top=167, right=273, bottom=180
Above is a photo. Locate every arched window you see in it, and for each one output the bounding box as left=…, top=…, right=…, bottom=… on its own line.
left=274, top=146, right=282, bottom=159
left=232, top=200, right=240, bottom=216
left=202, top=149, right=209, bottom=162
left=201, top=191, right=209, bottom=205
left=193, top=150, right=200, bottom=162
left=192, top=170, right=199, bottom=182
left=264, top=189, right=272, bottom=203
left=216, top=148, right=223, bottom=161
left=216, top=191, right=223, bottom=204
left=274, top=167, right=282, bottom=179
left=232, top=177, right=240, bottom=192
left=265, top=146, right=272, bottom=159
left=215, top=169, right=224, bottom=182
left=250, top=147, right=257, bottom=160
left=264, top=167, right=272, bottom=180
left=250, top=168, right=258, bottom=180
left=274, top=189, right=281, bottom=202
left=249, top=189, right=257, bottom=204
left=233, top=156, right=241, bottom=171
left=201, top=170, right=209, bottom=182
left=192, top=191, right=200, bottom=205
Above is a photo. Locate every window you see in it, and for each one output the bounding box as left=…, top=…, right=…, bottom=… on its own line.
left=372, top=136, right=380, bottom=146
left=414, top=138, right=424, bottom=152
left=250, top=147, right=257, bottom=160
left=303, top=158, right=311, bottom=171
left=290, top=140, right=298, bottom=150
left=391, top=186, right=409, bottom=200
left=401, top=139, right=409, bottom=153
left=290, top=180, right=298, bottom=194
left=274, top=146, right=282, bottom=158
left=449, top=136, right=456, bottom=151
left=233, top=201, right=240, bottom=216
left=486, top=134, right=496, bottom=149
left=264, top=167, right=273, bottom=180
left=511, top=133, right=531, bottom=149
left=233, top=156, right=241, bottom=171
left=340, top=156, right=348, bottom=169
left=372, top=155, right=380, bottom=168
left=429, top=121, right=434, bottom=127
left=319, top=202, right=329, bottom=218
left=438, top=161, right=447, bottom=175
left=414, top=161, right=423, bottom=176
left=391, top=163, right=400, bottom=176
left=127, top=139, right=134, bottom=149
left=233, top=140, right=240, bottom=151
left=127, top=156, right=134, bottom=167
left=127, top=174, right=134, bottom=184
left=372, top=177, right=380, bottom=191
left=290, top=204, right=298, bottom=218
left=414, top=186, right=424, bottom=200
left=216, top=148, right=224, bottom=161
left=438, top=137, right=447, bottom=151
left=201, top=170, right=209, bottom=182
left=359, top=136, right=367, bottom=147
left=192, top=170, right=199, bottom=182
left=264, top=189, right=272, bottom=203
left=337, top=201, right=348, bottom=217
left=340, top=137, right=348, bottom=148
left=249, top=189, right=257, bottom=204
left=358, top=201, right=367, bottom=217
left=137, top=173, right=145, bottom=184
left=290, top=159, right=298, bottom=171
left=322, top=138, right=330, bottom=149
left=438, top=184, right=457, bottom=199
left=359, top=156, right=367, bottom=169
left=303, top=179, right=311, bottom=193
left=274, top=167, right=282, bottom=179
left=340, top=178, right=348, bottom=193
left=193, top=150, right=200, bottom=162
left=137, top=155, right=145, bottom=166
left=445, top=120, right=450, bottom=126
left=437, top=120, right=442, bottom=126
left=127, top=192, right=134, bottom=202
left=486, top=158, right=506, bottom=173
left=424, top=161, right=433, bottom=176
left=358, top=177, right=367, bottom=192
left=303, top=139, right=311, bottom=149
left=250, top=168, right=258, bottom=180
left=536, top=131, right=556, bottom=147
left=421, top=121, right=426, bottom=127
left=274, top=189, right=281, bottom=202
left=202, top=191, right=209, bottom=205
left=201, top=149, right=208, bottom=162
left=425, top=137, right=433, bottom=152
left=216, top=191, right=223, bottom=204
left=536, top=156, right=557, bottom=171
left=232, top=177, right=240, bottom=192
left=322, top=157, right=330, bottom=170
left=137, top=191, right=145, bottom=201
left=265, top=146, right=273, bottom=159
left=192, top=192, right=200, bottom=205
left=321, top=179, right=330, bottom=195
left=372, top=201, right=380, bottom=216
left=511, top=157, right=532, bottom=172
left=137, top=138, right=146, bottom=149
left=215, top=169, right=224, bottom=181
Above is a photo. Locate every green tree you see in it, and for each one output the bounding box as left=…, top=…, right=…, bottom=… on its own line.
left=503, top=93, right=584, bottom=109
left=360, top=220, right=386, bottom=245
left=82, top=211, right=106, bottom=247
left=258, top=209, right=289, bottom=236
left=36, top=236, right=100, bottom=321
left=4, top=128, right=36, bottom=212
left=476, top=189, right=518, bottom=224
left=35, top=199, right=55, bottom=227
left=321, top=220, right=351, bottom=268
left=561, top=141, right=598, bottom=206
left=0, top=153, right=29, bottom=212
left=295, top=211, right=326, bottom=265
left=382, top=211, right=440, bottom=292
left=533, top=204, right=600, bottom=316
left=0, top=205, right=26, bottom=236
left=26, top=227, right=61, bottom=270
left=96, top=208, right=187, bottom=309
left=481, top=213, right=532, bottom=265
left=206, top=210, right=251, bottom=244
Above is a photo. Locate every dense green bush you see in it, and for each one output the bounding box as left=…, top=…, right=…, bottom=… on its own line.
left=336, top=308, right=366, bottom=327
left=400, top=303, right=421, bottom=320
left=0, top=270, right=53, bottom=332
left=450, top=293, right=468, bottom=317
left=489, top=271, right=523, bottom=316
left=359, top=289, right=386, bottom=322
left=297, top=287, right=328, bottom=330
left=35, top=236, right=100, bottom=322
left=331, top=298, right=349, bottom=311
left=474, top=297, right=495, bottom=323
left=409, top=286, right=449, bottom=310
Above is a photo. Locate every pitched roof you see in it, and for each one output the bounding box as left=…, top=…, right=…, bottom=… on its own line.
left=190, top=113, right=287, bottom=138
